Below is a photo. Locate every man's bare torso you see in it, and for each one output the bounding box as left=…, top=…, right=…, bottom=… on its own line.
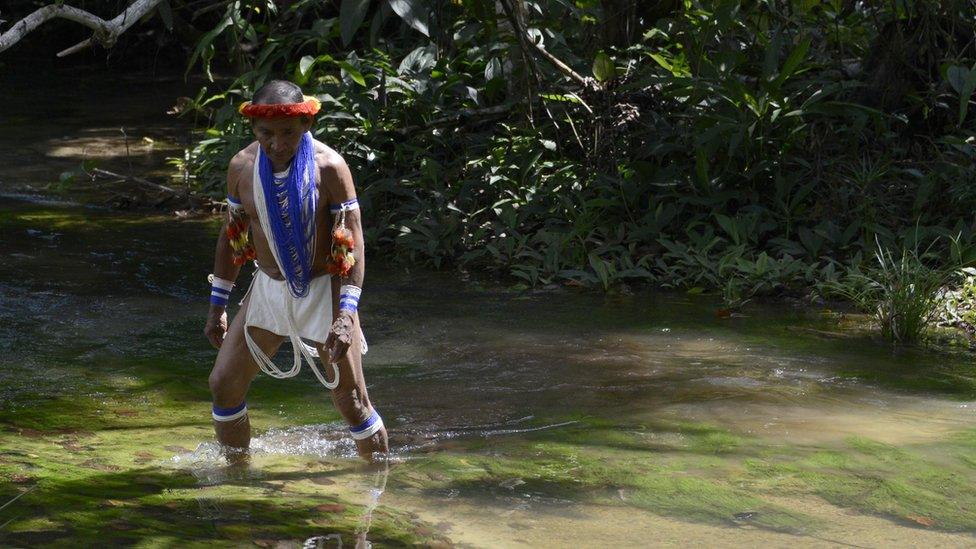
left=231, top=139, right=341, bottom=281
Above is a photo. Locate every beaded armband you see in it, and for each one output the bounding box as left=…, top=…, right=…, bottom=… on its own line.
left=226, top=195, right=256, bottom=265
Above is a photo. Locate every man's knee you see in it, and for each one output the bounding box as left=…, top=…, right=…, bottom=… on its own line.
left=209, top=362, right=250, bottom=406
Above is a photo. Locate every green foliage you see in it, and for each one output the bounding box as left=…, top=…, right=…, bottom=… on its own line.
left=938, top=267, right=976, bottom=331
left=176, top=0, right=976, bottom=313
left=824, top=236, right=964, bottom=344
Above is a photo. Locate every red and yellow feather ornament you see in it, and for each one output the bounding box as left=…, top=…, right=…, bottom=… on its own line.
left=327, top=210, right=356, bottom=277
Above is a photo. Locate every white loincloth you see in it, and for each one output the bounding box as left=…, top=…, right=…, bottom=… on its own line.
left=242, top=143, right=365, bottom=389
left=245, top=269, right=334, bottom=343
left=244, top=269, right=367, bottom=348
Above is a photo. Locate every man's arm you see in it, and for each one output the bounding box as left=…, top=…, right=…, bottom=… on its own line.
left=322, top=155, right=365, bottom=362
left=204, top=154, right=248, bottom=349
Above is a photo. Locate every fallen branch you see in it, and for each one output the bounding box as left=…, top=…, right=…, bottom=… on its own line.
left=90, top=168, right=180, bottom=195
left=0, top=0, right=164, bottom=56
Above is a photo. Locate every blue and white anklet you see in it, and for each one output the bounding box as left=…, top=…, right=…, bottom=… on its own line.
left=212, top=402, right=247, bottom=422
left=350, top=410, right=383, bottom=440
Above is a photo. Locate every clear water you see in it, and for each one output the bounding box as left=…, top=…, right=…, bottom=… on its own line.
left=2, top=194, right=976, bottom=547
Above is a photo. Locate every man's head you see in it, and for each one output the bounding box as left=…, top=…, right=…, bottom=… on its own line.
left=247, top=80, right=315, bottom=166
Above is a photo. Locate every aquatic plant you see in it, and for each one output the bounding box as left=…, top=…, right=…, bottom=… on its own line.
left=825, top=237, right=962, bottom=344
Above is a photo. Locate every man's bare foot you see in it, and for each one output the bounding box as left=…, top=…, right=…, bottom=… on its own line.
left=223, top=445, right=251, bottom=468
left=354, top=428, right=389, bottom=462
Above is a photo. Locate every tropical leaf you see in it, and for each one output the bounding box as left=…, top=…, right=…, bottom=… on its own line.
left=340, top=0, right=372, bottom=46
left=388, top=0, right=429, bottom=37
left=770, top=36, right=811, bottom=90
left=338, top=61, right=367, bottom=87
left=485, top=57, right=502, bottom=81
left=592, top=51, right=615, bottom=82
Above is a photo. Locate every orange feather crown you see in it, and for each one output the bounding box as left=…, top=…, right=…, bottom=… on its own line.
left=238, top=95, right=321, bottom=118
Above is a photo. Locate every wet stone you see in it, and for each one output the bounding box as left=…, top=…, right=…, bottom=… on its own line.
left=315, top=503, right=346, bottom=514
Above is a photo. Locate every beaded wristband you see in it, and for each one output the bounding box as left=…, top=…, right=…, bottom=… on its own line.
left=209, top=274, right=234, bottom=307
left=339, top=284, right=361, bottom=314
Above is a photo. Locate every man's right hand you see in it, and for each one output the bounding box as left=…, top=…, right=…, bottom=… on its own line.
left=204, top=307, right=229, bottom=349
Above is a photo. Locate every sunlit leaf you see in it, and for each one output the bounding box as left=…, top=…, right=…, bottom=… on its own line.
left=299, top=55, right=316, bottom=78
left=338, top=61, right=367, bottom=87
left=485, top=57, right=502, bottom=81
left=592, top=51, right=615, bottom=82
left=388, top=0, right=429, bottom=37
left=648, top=53, right=672, bottom=72
left=398, top=45, right=436, bottom=74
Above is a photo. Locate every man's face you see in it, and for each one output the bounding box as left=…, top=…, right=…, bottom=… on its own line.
left=252, top=116, right=312, bottom=166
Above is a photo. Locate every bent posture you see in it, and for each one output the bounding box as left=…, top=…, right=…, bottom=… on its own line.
left=203, top=79, right=388, bottom=460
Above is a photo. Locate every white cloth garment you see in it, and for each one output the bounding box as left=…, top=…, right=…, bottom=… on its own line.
left=245, top=268, right=335, bottom=343
left=242, top=148, right=365, bottom=390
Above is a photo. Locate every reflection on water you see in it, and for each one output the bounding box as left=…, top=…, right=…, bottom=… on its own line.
left=2, top=194, right=976, bottom=546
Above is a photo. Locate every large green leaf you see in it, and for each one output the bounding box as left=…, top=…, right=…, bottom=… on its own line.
left=157, top=0, right=173, bottom=31
left=184, top=6, right=233, bottom=80
left=398, top=45, right=436, bottom=74
left=388, top=0, right=429, bottom=37
left=947, top=65, right=976, bottom=126
left=338, top=61, right=367, bottom=87
left=592, top=51, right=615, bottom=82
left=485, top=57, right=502, bottom=81
left=770, top=36, right=811, bottom=91
left=340, top=0, right=371, bottom=46
left=299, top=55, right=316, bottom=78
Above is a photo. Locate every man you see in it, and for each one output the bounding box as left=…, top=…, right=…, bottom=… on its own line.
left=203, top=79, right=388, bottom=461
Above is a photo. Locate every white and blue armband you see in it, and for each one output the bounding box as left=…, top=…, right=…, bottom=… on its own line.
left=329, top=198, right=359, bottom=214
left=339, top=284, right=361, bottom=314
left=350, top=409, right=383, bottom=440
left=208, top=274, right=235, bottom=307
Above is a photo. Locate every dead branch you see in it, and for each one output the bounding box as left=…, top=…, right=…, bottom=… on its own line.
left=497, top=0, right=593, bottom=89
left=90, top=168, right=181, bottom=195
left=0, top=0, right=165, bottom=56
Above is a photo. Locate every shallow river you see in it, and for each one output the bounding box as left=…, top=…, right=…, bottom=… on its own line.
left=1, top=193, right=976, bottom=548
left=1, top=67, right=976, bottom=548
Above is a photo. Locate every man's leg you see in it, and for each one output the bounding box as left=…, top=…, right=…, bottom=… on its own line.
left=316, top=314, right=388, bottom=460
left=208, top=297, right=284, bottom=451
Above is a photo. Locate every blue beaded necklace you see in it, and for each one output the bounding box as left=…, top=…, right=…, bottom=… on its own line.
left=258, top=132, right=317, bottom=298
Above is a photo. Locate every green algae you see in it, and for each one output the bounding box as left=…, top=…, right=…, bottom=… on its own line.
left=392, top=420, right=819, bottom=534
left=742, top=432, right=976, bottom=531
left=0, top=454, right=447, bottom=547
left=387, top=414, right=976, bottom=536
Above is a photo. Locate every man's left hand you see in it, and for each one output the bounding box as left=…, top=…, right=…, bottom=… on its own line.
left=326, top=311, right=355, bottom=363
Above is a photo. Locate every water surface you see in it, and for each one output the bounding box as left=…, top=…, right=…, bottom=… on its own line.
left=2, top=194, right=976, bottom=547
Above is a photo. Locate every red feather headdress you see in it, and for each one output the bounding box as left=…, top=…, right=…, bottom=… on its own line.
left=238, top=95, right=321, bottom=118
